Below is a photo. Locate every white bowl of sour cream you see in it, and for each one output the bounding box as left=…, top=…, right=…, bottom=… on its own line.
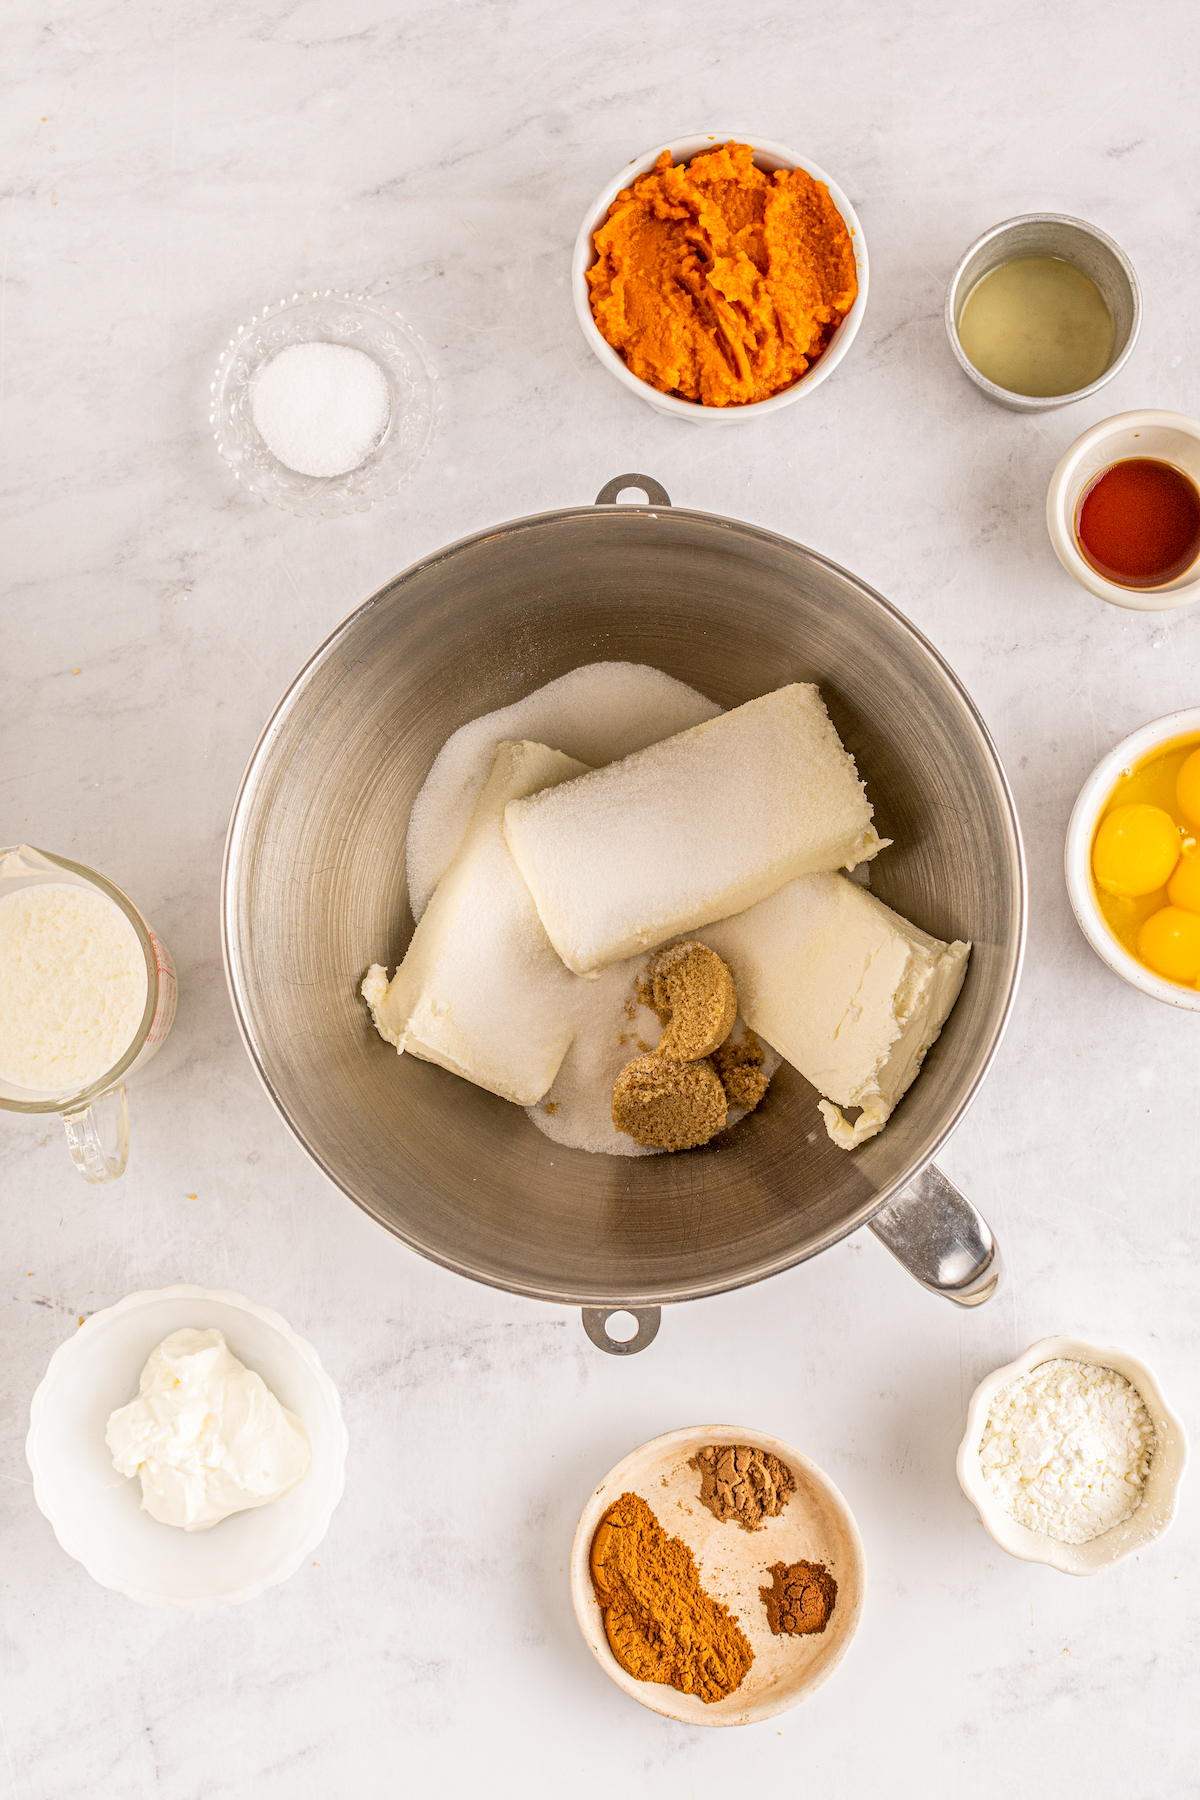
left=26, top=1286, right=348, bottom=1609
left=956, top=1335, right=1187, bottom=1576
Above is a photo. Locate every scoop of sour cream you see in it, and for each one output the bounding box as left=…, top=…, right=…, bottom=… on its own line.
left=105, top=1328, right=311, bottom=1531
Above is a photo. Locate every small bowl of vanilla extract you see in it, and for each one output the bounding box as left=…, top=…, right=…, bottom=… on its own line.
left=1046, top=410, right=1200, bottom=611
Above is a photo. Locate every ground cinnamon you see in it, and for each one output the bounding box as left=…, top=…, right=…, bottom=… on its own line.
left=759, top=1559, right=838, bottom=1636
left=590, top=1491, right=753, bottom=1704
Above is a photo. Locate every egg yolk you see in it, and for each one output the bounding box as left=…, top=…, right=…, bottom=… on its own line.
left=1177, top=748, right=1200, bottom=828
left=1137, top=906, right=1200, bottom=983
left=1167, top=845, right=1200, bottom=913
left=1092, top=803, right=1181, bottom=897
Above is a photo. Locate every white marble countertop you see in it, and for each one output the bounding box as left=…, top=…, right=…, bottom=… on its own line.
left=3, top=3, right=1198, bottom=1793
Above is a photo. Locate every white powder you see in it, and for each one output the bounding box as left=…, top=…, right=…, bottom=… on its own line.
left=979, top=1358, right=1157, bottom=1545
left=0, top=883, right=148, bottom=1092
left=251, top=342, right=390, bottom=477
left=405, top=663, right=721, bottom=921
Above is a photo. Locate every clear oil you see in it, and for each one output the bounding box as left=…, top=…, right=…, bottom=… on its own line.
left=957, top=256, right=1114, bottom=398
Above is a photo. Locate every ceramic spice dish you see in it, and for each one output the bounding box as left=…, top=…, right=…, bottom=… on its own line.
left=956, top=1335, right=1187, bottom=1576
left=570, top=1425, right=865, bottom=1725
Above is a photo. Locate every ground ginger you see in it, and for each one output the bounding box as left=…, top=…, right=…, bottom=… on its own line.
left=589, top=1491, right=754, bottom=1704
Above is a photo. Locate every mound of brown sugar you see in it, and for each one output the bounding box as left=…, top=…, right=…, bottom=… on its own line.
left=689, top=1443, right=796, bottom=1531
left=590, top=1491, right=754, bottom=1704
left=638, top=941, right=738, bottom=1061
left=711, top=1029, right=769, bottom=1113
left=611, top=1054, right=726, bottom=1150
left=760, top=1560, right=838, bottom=1636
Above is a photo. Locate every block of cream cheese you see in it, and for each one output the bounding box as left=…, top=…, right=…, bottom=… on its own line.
left=701, top=872, right=969, bottom=1149
left=503, top=684, right=883, bottom=975
left=362, top=740, right=586, bottom=1105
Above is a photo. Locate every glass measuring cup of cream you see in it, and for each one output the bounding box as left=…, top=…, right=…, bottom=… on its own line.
left=0, top=845, right=177, bottom=1183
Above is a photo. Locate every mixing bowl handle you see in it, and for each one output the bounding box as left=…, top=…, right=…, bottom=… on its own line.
left=593, top=473, right=672, bottom=507
left=869, top=1163, right=1002, bottom=1305
left=581, top=1306, right=662, bottom=1355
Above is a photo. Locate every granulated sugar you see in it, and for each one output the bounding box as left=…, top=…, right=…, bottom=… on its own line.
left=406, top=663, right=721, bottom=920
left=252, top=342, right=390, bottom=477
left=503, top=684, right=883, bottom=975
left=525, top=954, right=664, bottom=1155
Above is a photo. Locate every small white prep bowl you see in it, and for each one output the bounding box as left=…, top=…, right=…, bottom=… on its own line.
left=570, top=1425, right=865, bottom=1725
left=1065, top=706, right=1200, bottom=1009
left=26, top=1286, right=348, bottom=1609
left=1046, top=410, right=1200, bottom=610
left=957, top=1335, right=1187, bottom=1576
left=572, top=136, right=868, bottom=424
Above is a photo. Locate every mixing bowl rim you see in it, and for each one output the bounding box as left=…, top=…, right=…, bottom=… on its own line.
left=222, top=498, right=1028, bottom=1306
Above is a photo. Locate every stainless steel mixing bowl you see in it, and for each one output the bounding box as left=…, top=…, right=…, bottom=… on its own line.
left=223, top=475, right=1025, bottom=1343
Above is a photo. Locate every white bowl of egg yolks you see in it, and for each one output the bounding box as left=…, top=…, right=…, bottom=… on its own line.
left=1067, top=708, right=1200, bottom=1008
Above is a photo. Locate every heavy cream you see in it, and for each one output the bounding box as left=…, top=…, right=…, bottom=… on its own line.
left=105, top=1329, right=311, bottom=1532
left=0, top=882, right=147, bottom=1092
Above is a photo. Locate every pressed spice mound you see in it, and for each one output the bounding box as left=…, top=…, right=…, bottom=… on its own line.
left=689, top=1443, right=796, bottom=1531
left=590, top=1491, right=754, bottom=1704
left=759, top=1559, right=838, bottom=1636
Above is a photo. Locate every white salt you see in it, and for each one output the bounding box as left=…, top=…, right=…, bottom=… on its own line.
left=405, top=662, right=721, bottom=921
left=251, top=342, right=390, bottom=477
left=0, top=883, right=147, bottom=1092
left=503, top=684, right=883, bottom=975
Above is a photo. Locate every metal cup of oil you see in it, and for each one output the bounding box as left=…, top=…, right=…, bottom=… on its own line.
left=945, top=213, right=1140, bottom=412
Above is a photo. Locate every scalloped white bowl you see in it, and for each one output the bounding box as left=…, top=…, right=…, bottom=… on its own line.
left=26, top=1286, right=348, bottom=1609
left=957, top=1335, right=1187, bottom=1575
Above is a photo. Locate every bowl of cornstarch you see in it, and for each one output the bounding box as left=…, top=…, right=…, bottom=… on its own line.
left=210, top=291, right=437, bottom=516
left=957, top=1335, right=1187, bottom=1575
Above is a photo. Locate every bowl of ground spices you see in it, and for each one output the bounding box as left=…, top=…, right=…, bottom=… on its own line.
left=570, top=1425, right=864, bottom=1724
left=572, top=137, right=868, bottom=422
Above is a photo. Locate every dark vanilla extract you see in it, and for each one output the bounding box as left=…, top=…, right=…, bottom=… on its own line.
left=1076, top=457, right=1200, bottom=588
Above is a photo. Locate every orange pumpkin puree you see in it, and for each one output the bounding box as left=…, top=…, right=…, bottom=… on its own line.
left=587, top=143, right=858, bottom=408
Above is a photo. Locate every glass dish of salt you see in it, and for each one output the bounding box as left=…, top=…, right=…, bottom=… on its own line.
left=210, top=291, right=437, bottom=516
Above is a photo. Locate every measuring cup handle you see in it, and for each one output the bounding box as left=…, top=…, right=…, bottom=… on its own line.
left=61, top=1084, right=130, bottom=1184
